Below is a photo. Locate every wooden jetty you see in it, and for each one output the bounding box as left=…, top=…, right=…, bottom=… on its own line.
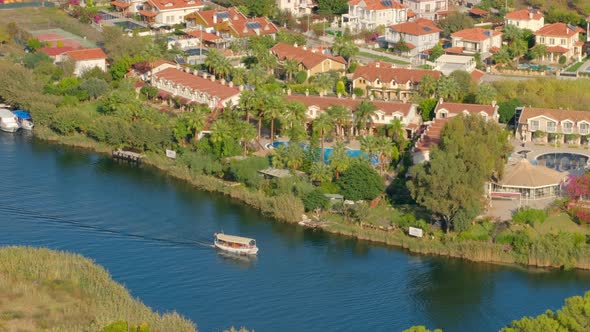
left=112, top=149, right=145, bottom=163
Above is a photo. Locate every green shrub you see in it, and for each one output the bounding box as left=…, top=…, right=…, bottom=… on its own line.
left=178, top=151, right=223, bottom=176
left=353, top=87, right=364, bottom=97
left=559, top=55, right=567, bottom=65
left=101, top=321, right=151, bottom=332
left=295, top=71, right=307, bottom=83
left=267, top=176, right=314, bottom=198
left=288, top=84, right=318, bottom=95
left=348, top=61, right=359, bottom=73
left=50, top=107, right=92, bottom=135
left=512, top=207, right=547, bottom=225
left=319, top=181, right=340, bottom=194
left=496, top=230, right=532, bottom=262
left=302, top=189, right=330, bottom=212
left=225, top=156, right=269, bottom=188
left=458, top=220, right=494, bottom=241
left=337, top=160, right=385, bottom=201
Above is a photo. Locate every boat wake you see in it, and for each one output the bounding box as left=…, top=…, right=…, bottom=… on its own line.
left=0, top=204, right=214, bottom=249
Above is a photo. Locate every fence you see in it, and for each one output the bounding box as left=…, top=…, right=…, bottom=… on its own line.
left=0, top=1, right=55, bottom=8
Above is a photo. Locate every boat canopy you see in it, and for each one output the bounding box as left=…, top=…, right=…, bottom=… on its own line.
left=12, top=110, right=32, bottom=120
left=216, top=233, right=256, bottom=245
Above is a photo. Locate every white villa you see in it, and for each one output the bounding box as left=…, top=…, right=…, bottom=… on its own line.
left=343, top=0, right=408, bottom=32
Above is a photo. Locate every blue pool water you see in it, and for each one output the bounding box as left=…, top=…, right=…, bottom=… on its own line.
left=272, top=141, right=376, bottom=164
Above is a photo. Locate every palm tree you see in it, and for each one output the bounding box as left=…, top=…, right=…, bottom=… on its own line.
left=313, top=113, right=334, bottom=163
left=283, top=100, right=306, bottom=130
left=233, top=119, right=257, bottom=155
left=186, top=108, right=207, bottom=142
left=353, top=100, right=378, bottom=136
left=263, top=95, right=285, bottom=145
left=204, top=48, right=223, bottom=77
left=417, top=74, right=437, bottom=99
left=238, top=89, right=264, bottom=123
left=313, top=72, right=335, bottom=95
left=359, top=135, right=379, bottom=166
left=332, top=35, right=359, bottom=68
left=230, top=67, right=246, bottom=86
left=385, top=118, right=406, bottom=149
left=256, top=50, right=278, bottom=75
left=375, top=136, right=398, bottom=175
left=310, top=162, right=332, bottom=184
left=329, top=140, right=351, bottom=179
left=492, top=47, right=512, bottom=65
left=215, top=56, right=232, bottom=79
left=435, top=75, right=460, bottom=101
left=327, top=104, right=351, bottom=138
left=284, top=58, right=299, bottom=82
left=209, top=118, right=232, bottom=153
left=246, top=63, right=268, bottom=87
left=502, top=24, right=523, bottom=45
left=475, top=83, right=497, bottom=105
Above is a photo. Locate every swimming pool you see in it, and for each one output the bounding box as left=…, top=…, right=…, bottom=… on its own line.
left=517, top=63, right=555, bottom=71
left=114, top=20, right=145, bottom=31
left=536, top=153, right=589, bottom=172
left=270, top=141, right=377, bottom=164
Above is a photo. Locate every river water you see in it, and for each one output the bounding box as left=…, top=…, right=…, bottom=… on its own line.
left=0, top=133, right=588, bottom=332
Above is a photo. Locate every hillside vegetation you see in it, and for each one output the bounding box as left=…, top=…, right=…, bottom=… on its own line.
left=0, top=246, right=196, bottom=332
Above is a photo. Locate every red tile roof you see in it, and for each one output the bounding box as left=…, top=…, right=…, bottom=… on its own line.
left=286, top=95, right=414, bottom=117
left=131, top=59, right=176, bottom=74
left=505, top=9, right=543, bottom=21
left=452, top=28, right=501, bottom=41
left=390, top=19, right=441, bottom=36
left=353, top=61, right=441, bottom=83
left=66, top=48, right=106, bottom=61
left=435, top=101, right=496, bottom=117
left=111, top=1, right=131, bottom=8
left=190, top=7, right=277, bottom=37
left=535, top=23, right=580, bottom=37
left=38, top=46, right=75, bottom=57
left=489, top=46, right=501, bottom=53
left=186, top=30, right=223, bottom=42
left=191, top=7, right=245, bottom=27
left=154, top=67, right=240, bottom=101
left=229, top=16, right=279, bottom=37
left=518, top=107, right=590, bottom=124
left=469, top=8, right=488, bottom=16
left=348, top=0, right=406, bottom=10
left=546, top=46, right=570, bottom=53
left=407, top=10, right=416, bottom=18
left=470, top=69, right=485, bottom=82
left=271, top=42, right=346, bottom=69
left=139, top=9, right=158, bottom=17
left=414, top=118, right=450, bottom=152
left=147, top=0, right=203, bottom=11
left=444, top=46, right=464, bottom=54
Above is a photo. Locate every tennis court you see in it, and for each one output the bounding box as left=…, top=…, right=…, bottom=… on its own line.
left=30, top=28, right=96, bottom=48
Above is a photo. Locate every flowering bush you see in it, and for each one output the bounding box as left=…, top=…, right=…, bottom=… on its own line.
left=69, top=0, right=80, bottom=6
left=564, top=174, right=590, bottom=201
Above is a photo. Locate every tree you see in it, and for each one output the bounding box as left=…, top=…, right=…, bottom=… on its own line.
left=408, top=115, right=512, bottom=231
left=360, top=135, right=379, bottom=166
left=332, top=35, right=359, bottom=67
left=233, top=119, right=257, bottom=155
left=448, top=70, right=474, bottom=101
left=302, top=189, right=330, bottom=212
left=419, top=98, right=437, bottom=121
left=428, top=42, right=444, bottom=62
left=435, top=75, right=460, bottom=101
left=283, top=58, right=299, bottom=82
left=528, top=44, right=547, bottom=61
left=204, top=48, right=223, bottom=77
left=79, top=78, right=109, bottom=100
left=317, top=0, right=348, bottom=16
left=417, top=74, right=437, bottom=99
left=336, top=80, right=346, bottom=96
left=391, top=37, right=411, bottom=55
left=310, top=162, right=332, bottom=184
left=244, top=0, right=276, bottom=17
left=327, top=104, right=351, bottom=138
left=564, top=174, right=590, bottom=201
left=354, top=100, right=377, bottom=135
left=313, top=72, right=335, bottom=95
left=23, top=51, right=53, bottom=69
left=438, top=12, right=474, bottom=38
left=337, top=159, right=385, bottom=201
left=493, top=47, right=512, bottom=65
left=263, top=94, right=285, bottom=145
left=475, top=83, right=497, bottom=105
left=329, top=141, right=351, bottom=179
left=140, top=85, right=158, bottom=100
left=26, top=38, right=44, bottom=51
left=313, top=112, right=334, bottom=162
left=497, top=98, right=520, bottom=124
left=283, top=100, right=307, bottom=141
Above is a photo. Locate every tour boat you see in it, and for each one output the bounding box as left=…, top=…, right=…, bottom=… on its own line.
left=12, top=110, right=33, bottom=130
left=214, top=233, right=258, bottom=255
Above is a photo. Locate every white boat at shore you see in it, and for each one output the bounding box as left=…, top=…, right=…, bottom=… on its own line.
left=214, top=233, right=258, bottom=255
left=0, top=108, right=19, bottom=133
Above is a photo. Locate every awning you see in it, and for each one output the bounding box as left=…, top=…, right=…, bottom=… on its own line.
left=111, top=1, right=131, bottom=8
left=139, top=10, right=158, bottom=17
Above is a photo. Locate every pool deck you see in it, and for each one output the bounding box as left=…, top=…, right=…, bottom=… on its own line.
left=513, top=139, right=590, bottom=161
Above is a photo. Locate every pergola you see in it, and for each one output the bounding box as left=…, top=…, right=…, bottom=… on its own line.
left=489, top=159, right=566, bottom=200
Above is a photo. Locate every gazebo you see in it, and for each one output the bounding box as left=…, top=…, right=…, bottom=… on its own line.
left=489, top=159, right=567, bottom=200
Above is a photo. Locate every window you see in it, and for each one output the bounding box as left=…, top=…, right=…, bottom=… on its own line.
left=561, top=38, right=566, bottom=45
left=516, top=22, right=519, bottom=27
left=547, top=121, right=557, bottom=132
left=530, top=120, right=539, bottom=131
left=540, top=37, right=545, bottom=43
left=580, top=123, right=589, bottom=135
left=563, top=122, right=573, bottom=133
left=422, top=35, right=425, bottom=41
left=549, top=38, right=555, bottom=45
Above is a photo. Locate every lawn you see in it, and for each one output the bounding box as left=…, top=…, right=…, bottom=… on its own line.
left=533, top=212, right=589, bottom=235
left=357, top=51, right=409, bottom=65
left=565, top=57, right=588, bottom=72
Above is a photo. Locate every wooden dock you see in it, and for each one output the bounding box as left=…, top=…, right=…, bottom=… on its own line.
left=112, top=149, right=144, bottom=163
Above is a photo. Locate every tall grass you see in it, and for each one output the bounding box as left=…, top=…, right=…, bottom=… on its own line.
left=0, top=246, right=197, bottom=332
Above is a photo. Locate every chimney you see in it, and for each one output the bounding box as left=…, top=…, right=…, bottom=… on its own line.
left=294, top=43, right=298, bottom=48
left=319, top=91, right=324, bottom=97
left=176, top=63, right=180, bottom=70
left=210, top=75, right=215, bottom=82
left=221, top=79, right=226, bottom=85
left=492, top=100, right=497, bottom=107
left=192, top=69, right=198, bottom=75
left=337, top=93, right=342, bottom=98
left=528, top=11, right=533, bottom=19
left=369, top=95, right=374, bottom=101
left=402, top=97, right=407, bottom=103
left=213, top=14, right=217, bottom=24
left=439, top=97, right=443, bottom=104
left=202, top=72, right=208, bottom=79
left=311, top=49, right=317, bottom=53
left=375, top=62, right=380, bottom=68
left=229, top=81, right=234, bottom=87
left=303, top=46, right=307, bottom=50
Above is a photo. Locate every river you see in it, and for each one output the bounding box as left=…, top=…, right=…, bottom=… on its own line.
left=0, top=133, right=589, bottom=332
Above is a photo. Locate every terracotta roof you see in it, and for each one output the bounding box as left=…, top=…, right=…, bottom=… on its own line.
left=469, top=8, right=488, bottom=16
left=154, top=67, right=240, bottom=101
left=452, top=28, right=501, bottom=42
left=546, top=46, right=569, bottom=53
left=271, top=43, right=346, bottom=69
left=139, top=10, right=158, bottom=17
left=191, top=7, right=245, bottom=27
left=66, top=48, right=106, bottom=61
left=470, top=69, right=485, bottom=82
left=407, top=10, right=416, bottom=18
left=497, top=159, right=564, bottom=188
left=286, top=95, right=414, bottom=117
left=390, top=19, right=441, bottom=36
left=444, top=46, right=464, bottom=54
left=505, top=9, right=543, bottom=21
left=489, top=46, right=501, bottom=53
left=518, top=107, right=590, bottom=125
left=436, top=10, right=451, bottom=15
left=353, top=61, right=441, bottom=83
left=348, top=0, right=406, bottom=10
left=229, top=16, right=279, bottom=37
left=186, top=30, right=223, bottom=42
left=435, top=101, right=496, bottom=117
left=38, top=46, right=75, bottom=56
left=131, top=59, right=176, bottom=74
left=535, top=23, right=580, bottom=37
left=146, top=0, right=203, bottom=11
left=575, top=40, right=585, bottom=47
left=111, top=1, right=131, bottom=8
left=414, top=117, right=451, bottom=152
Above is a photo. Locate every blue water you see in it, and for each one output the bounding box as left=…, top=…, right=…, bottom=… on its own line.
left=536, top=153, right=589, bottom=172
left=517, top=63, right=555, bottom=71
left=272, top=141, right=375, bottom=164
left=0, top=133, right=589, bottom=332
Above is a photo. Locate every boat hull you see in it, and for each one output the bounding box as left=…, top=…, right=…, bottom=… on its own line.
left=0, top=125, right=19, bottom=133
left=214, top=241, right=259, bottom=255
left=19, top=121, right=33, bottom=130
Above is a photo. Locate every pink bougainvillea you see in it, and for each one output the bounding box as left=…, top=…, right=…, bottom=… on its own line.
left=93, top=14, right=102, bottom=24
left=564, top=173, right=590, bottom=201
left=69, top=0, right=80, bottom=6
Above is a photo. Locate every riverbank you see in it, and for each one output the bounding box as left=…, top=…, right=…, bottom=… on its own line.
left=0, top=246, right=196, bottom=332
left=31, top=126, right=590, bottom=271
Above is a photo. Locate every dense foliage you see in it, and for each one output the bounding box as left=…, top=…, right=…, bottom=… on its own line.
left=337, top=160, right=385, bottom=201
